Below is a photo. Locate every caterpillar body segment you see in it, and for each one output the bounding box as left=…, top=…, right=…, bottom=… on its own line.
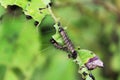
left=58, top=27, right=75, bottom=53
left=50, top=38, right=68, bottom=52
left=50, top=38, right=63, bottom=49
left=58, top=24, right=77, bottom=59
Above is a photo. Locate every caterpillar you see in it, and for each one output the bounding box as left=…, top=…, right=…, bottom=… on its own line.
left=51, top=22, right=77, bottom=59
left=58, top=25, right=77, bottom=59
left=50, top=37, right=96, bottom=80
left=50, top=22, right=103, bottom=80
left=50, top=38, right=64, bottom=50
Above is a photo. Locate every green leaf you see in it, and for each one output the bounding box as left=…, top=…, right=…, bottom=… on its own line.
left=77, top=49, right=96, bottom=64
left=42, top=0, right=51, bottom=5
left=4, top=69, right=18, bottom=80
left=0, top=14, right=42, bottom=79
left=0, top=0, right=51, bottom=23
left=0, top=65, right=6, bottom=80
left=52, top=23, right=64, bottom=44
left=43, top=53, right=76, bottom=80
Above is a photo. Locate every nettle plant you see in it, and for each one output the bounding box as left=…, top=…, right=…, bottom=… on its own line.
left=0, top=0, right=103, bottom=80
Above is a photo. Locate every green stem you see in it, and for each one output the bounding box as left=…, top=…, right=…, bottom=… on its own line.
left=47, top=5, right=58, bottom=23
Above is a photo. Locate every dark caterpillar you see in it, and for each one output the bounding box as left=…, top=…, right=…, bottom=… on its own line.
left=50, top=22, right=77, bottom=59
left=50, top=38, right=69, bottom=52
left=50, top=22, right=103, bottom=80
left=58, top=24, right=77, bottom=59
left=50, top=38, right=63, bottom=50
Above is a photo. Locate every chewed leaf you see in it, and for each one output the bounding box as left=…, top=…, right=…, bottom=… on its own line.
left=0, top=0, right=15, bottom=8
left=77, top=49, right=96, bottom=64
left=14, top=0, right=28, bottom=9
left=77, top=49, right=103, bottom=70
left=0, top=0, right=51, bottom=24
left=52, top=23, right=64, bottom=44
left=42, top=0, right=51, bottom=5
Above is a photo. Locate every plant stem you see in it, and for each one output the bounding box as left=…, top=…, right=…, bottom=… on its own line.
left=47, top=5, right=58, bottom=23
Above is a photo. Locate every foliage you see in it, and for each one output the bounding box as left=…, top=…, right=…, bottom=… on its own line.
left=0, top=0, right=120, bottom=80
left=0, top=0, right=50, bottom=23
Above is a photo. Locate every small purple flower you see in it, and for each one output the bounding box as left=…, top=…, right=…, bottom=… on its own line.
left=85, top=56, right=104, bottom=70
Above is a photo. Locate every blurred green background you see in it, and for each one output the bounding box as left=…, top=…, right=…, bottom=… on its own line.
left=0, top=0, right=120, bottom=80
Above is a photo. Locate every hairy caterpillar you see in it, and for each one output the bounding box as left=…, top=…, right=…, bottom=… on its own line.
left=58, top=26, right=77, bottom=59
left=50, top=22, right=103, bottom=80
